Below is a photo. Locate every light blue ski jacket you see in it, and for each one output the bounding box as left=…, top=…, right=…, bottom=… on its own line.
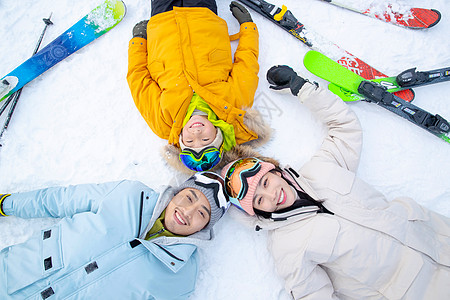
left=0, top=180, right=211, bottom=299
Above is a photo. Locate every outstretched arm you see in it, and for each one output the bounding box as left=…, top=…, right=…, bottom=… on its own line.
left=300, top=83, right=362, bottom=172
left=267, top=65, right=362, bottom=172
left=1, top=181, right=125, bottom=219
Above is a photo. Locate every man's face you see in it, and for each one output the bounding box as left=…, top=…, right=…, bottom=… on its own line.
left=181, top=115, right=216, bottom=149
left=164, top=188, right=211, bottom=236
left=252, top=172, right=296, bottom=213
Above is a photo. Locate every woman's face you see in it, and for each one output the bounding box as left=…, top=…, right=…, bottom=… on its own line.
left=252, top=172, right=296, bottom=213
left=164, top=188, right=211, bottom=236
left=181, top=115, right=216, bottom=149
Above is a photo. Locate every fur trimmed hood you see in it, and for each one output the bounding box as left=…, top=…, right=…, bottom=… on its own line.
left=161, top=108, right=276, bottom=175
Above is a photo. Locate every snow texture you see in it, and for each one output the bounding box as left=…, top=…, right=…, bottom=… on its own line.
left=86, top=0, right=123, bottom=33
left=0, top=0, right=449, bottom=299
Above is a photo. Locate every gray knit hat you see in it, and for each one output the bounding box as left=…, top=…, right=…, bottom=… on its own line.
left=176, top=172, right=230, bottom=230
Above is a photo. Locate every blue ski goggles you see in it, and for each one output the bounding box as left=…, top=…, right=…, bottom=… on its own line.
left=224, top=157, right=262, bottom=207
left=179, top=146, right=222, bottom=172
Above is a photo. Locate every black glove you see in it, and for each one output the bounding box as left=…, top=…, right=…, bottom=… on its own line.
left=266, top=65, right=307, bottom=96
left=230, top=1, right=253, bottom=25
left=0, top=194, right=10, bottom=216
left=132, top=20, right=149, bottom=39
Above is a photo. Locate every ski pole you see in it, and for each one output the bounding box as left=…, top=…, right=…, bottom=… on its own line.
left=0, top=13, right=53, bottom=142
left=0, top=13, right=53, bottom=118
left=0, top=94, right=13, bottom=116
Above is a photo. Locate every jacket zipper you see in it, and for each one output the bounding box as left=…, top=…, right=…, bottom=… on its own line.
left=135, top=192, right=184, bottom=262
left=136, top=192, right=144, bottom=238
left=147, top=228, right=164, bottom=239
left=154, top=243, right=185, bottom=262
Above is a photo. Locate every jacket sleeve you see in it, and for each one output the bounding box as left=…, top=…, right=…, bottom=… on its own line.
left=126, top=37, right=165, bottom=134
left=1, top=181, right=128, bottom=219
left=299, top=83, right=362, bottom=172
left=229, top=23, right=259, bottom=109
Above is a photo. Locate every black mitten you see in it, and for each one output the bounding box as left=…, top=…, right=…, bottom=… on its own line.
left=266, top=65, right=307, bottom=96
left=230, top=1, right=253, bottom=25
left=132, top=20, right=149, bottom=39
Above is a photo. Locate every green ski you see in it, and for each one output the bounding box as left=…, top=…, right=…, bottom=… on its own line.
left=303, top=50, right=450, bottom=144
left=327, top=78, right=405, bottom=102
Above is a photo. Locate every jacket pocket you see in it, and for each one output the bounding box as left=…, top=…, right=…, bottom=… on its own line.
left=208, top=49, right=230, bottom=66
left=325, top=164, right=355, bottom=195
left=6, top=225, right=64, bottom=294
left=379, top=249, right=423, bottom=299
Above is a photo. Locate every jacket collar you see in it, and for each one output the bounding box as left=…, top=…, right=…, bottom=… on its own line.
left=282, top=166, right=321, bottom=201
left=138, top=239, right=197, bottom=273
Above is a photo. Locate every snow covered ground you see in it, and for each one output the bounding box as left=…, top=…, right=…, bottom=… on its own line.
left=0, top=0, right=449, bottom=299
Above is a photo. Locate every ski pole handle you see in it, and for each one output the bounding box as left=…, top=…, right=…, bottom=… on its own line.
left=33, top=13, right=53, bottom=55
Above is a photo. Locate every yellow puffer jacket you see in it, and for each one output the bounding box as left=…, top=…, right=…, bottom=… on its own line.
left=127, top=7, right=260, bottom=147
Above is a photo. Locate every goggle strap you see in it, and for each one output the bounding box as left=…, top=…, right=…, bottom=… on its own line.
left=195, top=181, right=224, bottom=209
left=229, top=197, right=245, bottom=211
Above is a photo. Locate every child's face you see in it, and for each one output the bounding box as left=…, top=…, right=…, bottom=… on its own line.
left=181, top=115, right=216, bottom=149
left=252, top=172, right=296, bottom=213
left=164, top=188, right=211, bottom=236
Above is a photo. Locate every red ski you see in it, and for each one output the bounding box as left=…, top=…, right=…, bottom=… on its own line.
left=238, top=0, right=415, bottom=101
left=321, top=0, right=441, bottom=29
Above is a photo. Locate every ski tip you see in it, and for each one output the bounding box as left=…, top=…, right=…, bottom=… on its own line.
left=111, top=0, right=126, bottom=21
left=303, top=50, right=321, bottom=62
left=426, top=9, right=441, bottom=28
left=119, top=0, right=127, bottom=18
left=408, top=8, right=442, bottom=29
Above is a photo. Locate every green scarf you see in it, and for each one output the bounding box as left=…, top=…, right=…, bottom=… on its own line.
left=145, top=210, right=179, bottom=240
left=182, top=93, right=236, bottom=151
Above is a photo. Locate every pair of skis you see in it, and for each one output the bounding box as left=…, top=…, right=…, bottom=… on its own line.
left=238, top=0, right=416, bottom=102
left=0, top=0, right=126, bottom=142
left=304, top=51, right=450, bottom=144
left=237, top=0, right=449, bottom=144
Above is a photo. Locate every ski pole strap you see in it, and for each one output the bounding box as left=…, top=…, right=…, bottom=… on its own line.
left=0, top=194, right=11, bottom=216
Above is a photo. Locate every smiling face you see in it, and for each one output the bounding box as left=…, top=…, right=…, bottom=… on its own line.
left=164, top=188, right=212, bottom=236
left=252, top=171, right=296, bottom=213
left=181, top=115, right=217, bottom=149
